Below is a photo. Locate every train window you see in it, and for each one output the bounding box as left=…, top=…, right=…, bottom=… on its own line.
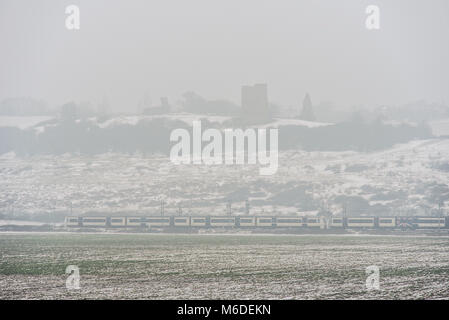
left=111, top=219, right=123, bottom=223
left=144, top=219, right=169, bottom=223
left=259, top=219, right=272, bottom=223
left=211, top=219, right=234, bottom=223
left=348, top=219, right=373, bottom=223
left=240, top=219, right=253, bottom=223
left=175, top=219, right=187, bottom=223
left=277, top=219, right=301, bottom=223
left=192, top=219, right=205, bottom=223
left=83, top=218, right=106, bottom=223
left=417, top=219, right=444, bottom=223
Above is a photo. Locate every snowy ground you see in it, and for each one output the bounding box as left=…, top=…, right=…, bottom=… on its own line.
left=1, top=138, right=448, bottom=217
left=0, top=220, right=47, bottom=226
left=0, top=113, right=332, bottom=131
left=0, top=116, right=53, bottom=129
left=1, top=233, right=448, bottom=299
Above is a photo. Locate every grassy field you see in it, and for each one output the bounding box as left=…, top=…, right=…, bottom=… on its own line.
left=1, top=232, right=449, bottom=299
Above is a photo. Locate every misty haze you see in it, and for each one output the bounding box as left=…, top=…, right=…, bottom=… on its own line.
left=1, top=0, right=449, bottom=302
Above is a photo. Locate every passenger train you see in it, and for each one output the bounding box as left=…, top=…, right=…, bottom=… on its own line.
left=65, top=216, right=449, bottom=230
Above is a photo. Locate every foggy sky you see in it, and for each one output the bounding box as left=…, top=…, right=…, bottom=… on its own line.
left=1, top=0, right=448, bottom=112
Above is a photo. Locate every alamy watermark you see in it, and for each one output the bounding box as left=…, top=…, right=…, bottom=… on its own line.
left=65, top=5, right=80, bottom=30
left=365, top=265, right=380, bottom=291
left=365, top=5, right=380, bottom=30
left=169, top=121, right=278, bottom=175
left=66, top=265, right=80, bottom=290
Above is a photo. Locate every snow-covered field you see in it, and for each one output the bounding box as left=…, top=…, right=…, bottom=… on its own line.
left=1, top=138, right=448, bottom=217
left=0, top=113, right=332, bottom=132
left=0, top=116, right=53, bottom=129
left=0, top=220, right=47, bottom=226
left=93, top=113, right=232, bottom=128
left=254, top=117, right=332, bottom=128
left=1, top=233, right=448, bottom=299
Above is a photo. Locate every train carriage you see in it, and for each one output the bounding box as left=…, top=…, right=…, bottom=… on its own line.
left=210, top=217, right=235, bottom=227
left=415, top=217, right=446, bottom=229
left=82, top=217, right=107, bottom=227
left=173, top=217, right=190, bottom=227
left=346, top=217, right=375, bottom=228
left=126, top=217, right=143, bottom=227
left=143, top=217, right=171, bottom=227
left=238, top=216, right=256, bottom=227
left=275, top=217, right=302, bottom=228
left=65, top=216, right=80, bottom=227
left=256, top=217, right=274, bottom=227
left=305, top=217, right=322, bottom=228
left=109, top=217, right=126, bottom=227
left=378, top=217, right=396, bottom=228
left=330, top=217, right=344, bottom=228
left=191, top=217, right=207, bottom=227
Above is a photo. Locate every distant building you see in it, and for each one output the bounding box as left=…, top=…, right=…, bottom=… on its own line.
left=160, top=97, right=169, bottom=109
left=60, top=102, right=78, bottom=120
left=241, top=83, right=270, bottom=124
left=299, top=93, right=316, bottom=121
